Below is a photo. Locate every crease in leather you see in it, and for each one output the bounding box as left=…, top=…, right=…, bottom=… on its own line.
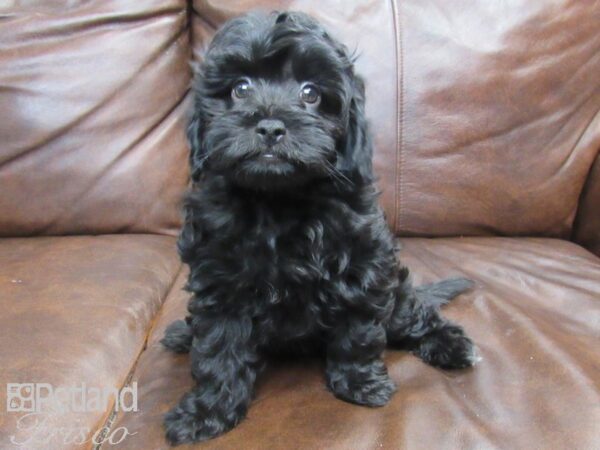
left=42, top=90, right=191, bottom=237
left=564, top=103, right=600, bottom=179
left=1, top=12, right=188, bottom=170
left=191, top=3, right=219, bottom=31
left=570, top=106, right=600, bottom=245
left=441, top=383, right=498, bottom=448
left=546, top=94, right=600, bottom=174
left=572, top=155, right=600, bottom=254
left=555, top=38, right=600, bottom=85
left=185, top=0, right=195, bottom=50
left=489, top=294, right=599, bottom=396
left=390, top=0, right=403, bottom=234
left=15, top=6, right=185, bottom=42
left=91, top=263, right=185, bottom=446
left=424, top=87, right=595, bottom=160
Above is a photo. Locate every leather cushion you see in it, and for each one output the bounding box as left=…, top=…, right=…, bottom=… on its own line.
left=0, top=0, right=190, bottom=236
left=103, top=237, right=600, bottom=449
left=0, top=235, right=180, bottom=449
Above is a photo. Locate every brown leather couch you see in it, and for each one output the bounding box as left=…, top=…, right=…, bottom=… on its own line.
left=1, top=1, right=599, bottom=449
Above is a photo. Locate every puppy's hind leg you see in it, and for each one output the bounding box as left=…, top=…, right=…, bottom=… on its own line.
left=161, top=317, right=193, bottom=354
left=386, top=268, right=480, bottom=369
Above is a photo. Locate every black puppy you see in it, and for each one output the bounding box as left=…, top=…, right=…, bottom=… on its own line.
left=162, top=11, right=478, bottom=445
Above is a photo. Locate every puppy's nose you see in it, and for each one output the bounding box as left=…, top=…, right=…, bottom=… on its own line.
left=256, top=119, right=286, bottom=144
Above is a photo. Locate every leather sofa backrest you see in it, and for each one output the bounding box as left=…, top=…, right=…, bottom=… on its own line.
left=0, top=0, right=190, bottom=236
left=1, top=0, right=599, bottom=239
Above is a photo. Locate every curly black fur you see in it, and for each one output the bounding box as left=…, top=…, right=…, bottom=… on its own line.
left=161, top=11, right=478, bottom=445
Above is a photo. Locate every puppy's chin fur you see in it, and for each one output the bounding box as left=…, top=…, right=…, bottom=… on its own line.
left=162, top=10, right=477, bottom=446
left=229, top=158, right=313, bottom=190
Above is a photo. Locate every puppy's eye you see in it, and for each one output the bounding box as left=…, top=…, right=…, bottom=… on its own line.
left=300, top=83, right=320, bottom=104
left=232, top=78, right=252, bottom=99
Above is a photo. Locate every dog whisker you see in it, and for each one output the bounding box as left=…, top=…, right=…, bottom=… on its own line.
left=324, top=160, right=354, bottom=187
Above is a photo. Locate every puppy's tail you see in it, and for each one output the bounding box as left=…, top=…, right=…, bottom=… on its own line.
left=161, top=318, right=193, bottom=353
left=415, top=277, right=474, bottom=308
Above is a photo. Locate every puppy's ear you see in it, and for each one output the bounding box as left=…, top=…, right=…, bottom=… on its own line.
left=337, top=76, right=374, bottom=183
left=187, top=108, right=204, bottom=182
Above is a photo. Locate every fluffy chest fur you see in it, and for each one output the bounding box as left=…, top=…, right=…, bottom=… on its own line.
left=178, top=176, right=398, bottom=342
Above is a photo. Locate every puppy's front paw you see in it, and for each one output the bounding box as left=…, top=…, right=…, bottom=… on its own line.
left=327, top=362, right=397, bottom=407
left=161, top=319, right=193, bottom=354
left=164, top=394, right=236, bottom=445
left=414, top=324, right=480, bottom=369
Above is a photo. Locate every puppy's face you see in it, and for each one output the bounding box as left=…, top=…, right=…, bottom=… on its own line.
left=189, top=12, right=373, bottom=190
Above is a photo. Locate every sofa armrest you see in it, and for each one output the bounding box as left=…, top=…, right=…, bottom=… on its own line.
left=573, top=152, right=600, bottom=256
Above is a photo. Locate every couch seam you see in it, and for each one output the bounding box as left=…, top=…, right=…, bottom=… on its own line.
left=390, top=0, right=404, bottom=234
left=187, top=0, right=194, bottom=54
left=92, top=262, right=184, bottom=450
left=191, top=3, right=219, bottom=31
left=570, top=102, right=600, bottom=242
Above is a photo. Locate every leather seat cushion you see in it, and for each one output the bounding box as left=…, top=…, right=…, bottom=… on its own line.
left=0, top=235, right=180, bottom=449
left=104, top=237, right=600, bottom=449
